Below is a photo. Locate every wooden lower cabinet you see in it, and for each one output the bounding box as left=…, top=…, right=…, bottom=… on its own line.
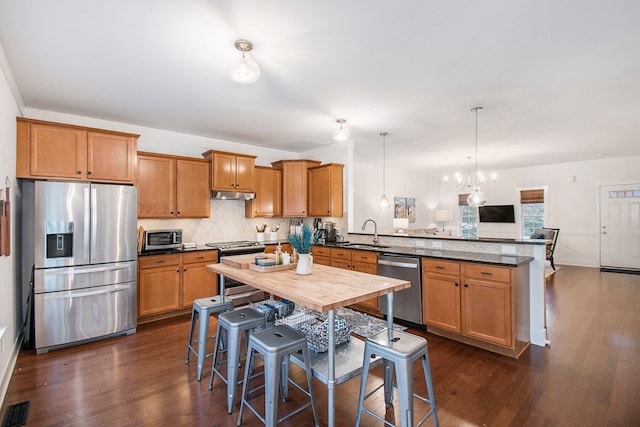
left=328, top=248, right=379, bottom=313
left=422, top=259, right=530, bottom=358
left=138, top=251, right=219, bottom=322
left=311, top=246, right=331, bottom=266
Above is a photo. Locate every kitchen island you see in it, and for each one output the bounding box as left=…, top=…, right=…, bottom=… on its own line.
left=207, top=261, right=410, bottom=427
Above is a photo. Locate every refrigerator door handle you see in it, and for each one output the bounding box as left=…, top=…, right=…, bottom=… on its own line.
left=42, top=284, right=132, bottom=300
left=90, top=186, right=97, bottom=260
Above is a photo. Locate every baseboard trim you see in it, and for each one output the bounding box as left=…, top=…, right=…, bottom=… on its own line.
left=1, top=330, right=23, bottom=408
left=600, top=267, right=640, bottom=275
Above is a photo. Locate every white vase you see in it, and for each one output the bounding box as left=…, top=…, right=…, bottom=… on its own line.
left=296, top=253, right=313, bottom=275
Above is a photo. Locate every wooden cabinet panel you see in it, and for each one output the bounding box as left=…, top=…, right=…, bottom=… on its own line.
left=138, top=255, right=181, bottom=317
left=330, top=258, right=351, bottom=270
left=272, top=160, right=320, bottom=217
left=313, top=255, right=331, bottom=266
left=138, top=153, right=210, bottom=219
left=176, top=159, right=210, bottom=218
left=87, top=132, right=136, bottom=182
left=423, top=259, right=460, bottom=276
left=182, top=251, right=219, bottom=308
left=463, top=263, right=511, bottom=283
left=138, top=155, right=175, bottom=218
left=330, top=248, right=351, bottom=261
left=308, top=163, right=344, bottom=217
left=17, top=118, right=138, bottom=183
left=312, top=246, right=331, bottom=258
left=351, top=250, right=377, bottom=264
left=462, top=277, right=512, bottom=347
left=204, top=150, right=256, bottom=193
left=246, top=166, right=281, bottom=217
left=423, top=272, right=461, bottom=332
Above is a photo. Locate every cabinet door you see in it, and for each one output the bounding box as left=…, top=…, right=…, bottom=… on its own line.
left=29, top=123, right=87, bottom=179
left=138, top=265, right=181, bottom=316
left=87, top=132, right=136, bottom=183
left=235, top=155, right=255, bottom=191
left=351, top=260, right=378, bottom=310
left=176, top=159, right=210, bottom=218
left=423, top=273, right=461, bottom=332
left=313, top=255, right=331, bottom=266
left=308, top=164, right=343, bottom=217
left=138, top=155, right=175, bottom=218
left=182, top=262, right=219, bottom=308
left=247, top=167, right=281, bottom=217
left=211, top=152, right=237, bottom=191
left=462, top=278, right=512, bottom=347
left=330, top=258, right=351, bottom=270
left=281, top=161, right=308, bottom=217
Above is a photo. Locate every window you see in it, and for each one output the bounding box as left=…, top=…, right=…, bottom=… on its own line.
left=520, top=189, right=545, bottom=237
left=460, top=205, right=478, bottom=238
left=458, top=193, right=477, bottom=238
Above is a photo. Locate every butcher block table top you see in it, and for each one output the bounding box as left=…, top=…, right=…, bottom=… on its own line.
left=208, top=259, right=410, bottom=313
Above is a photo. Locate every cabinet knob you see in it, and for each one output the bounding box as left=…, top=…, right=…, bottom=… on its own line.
left=464, top=284, right=468, bottom=287
left=87, top=171, right=92, bottom=175
left=184, top=268, right=187, bottom=272
left=76, top=171, right=82, bottom=174
left=455, top=282, right=459, bottom=287
left=176, top=269, right=180, bottom=273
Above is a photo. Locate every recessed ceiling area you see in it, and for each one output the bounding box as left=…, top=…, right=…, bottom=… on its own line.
left=0, top=0, right=638, bottom=175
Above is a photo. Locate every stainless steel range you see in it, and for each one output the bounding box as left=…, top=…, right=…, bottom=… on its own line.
left=205, top=241, right=266, bottom=306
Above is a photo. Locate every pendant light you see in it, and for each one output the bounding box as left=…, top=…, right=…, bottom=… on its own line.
left=229, top=39, right=260, bottom=84
left=377, top=132, right=390, bottom=209
left=467, top=107, right=486, bottom=207
left=332, top=119, right=351, bottom=142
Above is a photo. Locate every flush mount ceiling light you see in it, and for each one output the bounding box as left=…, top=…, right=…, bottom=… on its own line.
left=467, top=106, right=487, bottom=207
left=377, top=132, right=391, bottom=209
left=229, top=39, right=260, bottom=84
left=332, top=119, right=350, bottom=142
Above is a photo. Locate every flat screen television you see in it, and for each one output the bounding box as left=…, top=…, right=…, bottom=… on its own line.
left=478, top=205, right=515, bottom=223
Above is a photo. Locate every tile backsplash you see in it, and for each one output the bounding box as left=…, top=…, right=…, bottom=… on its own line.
left=137, top=199, right=347, bottom=244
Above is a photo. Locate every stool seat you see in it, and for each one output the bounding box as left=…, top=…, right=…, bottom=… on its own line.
left=186, top=295, right=234, bottom=381
left=237, top=325, right=319, bottom=426
left=210, top=307, right=267, bottom=414
left=356, top=329, right=439, bottom=427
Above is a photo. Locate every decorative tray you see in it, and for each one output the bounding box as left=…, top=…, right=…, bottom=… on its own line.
left=248, top=262, right=297, bottom=273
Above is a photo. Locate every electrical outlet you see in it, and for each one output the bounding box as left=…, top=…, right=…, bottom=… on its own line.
left=415, top=240, right=426, bottom=247
left=432, top=241, right=442, bottom=249
left=501, top=245, right=516, bottom=255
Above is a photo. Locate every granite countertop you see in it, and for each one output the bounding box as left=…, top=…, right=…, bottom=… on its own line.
left=349, top=232, right=548, bottom=245
left=139, top=245, right=218, bottom=257
left=318, top=243, right=534, bottom=267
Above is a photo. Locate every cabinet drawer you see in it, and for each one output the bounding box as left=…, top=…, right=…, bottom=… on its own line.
left=313, top=246, right=331, bottom=257
left=182, top=250, right=218, bottom=264
left=330, top=248, right=352, bottom=260
left=351, top=250, right=377, bottom=264
left=463, top=263, right=511, bottom=283
left=139, top=254, right=181, bottom=269
left=423, top=259, right=460, bottom=276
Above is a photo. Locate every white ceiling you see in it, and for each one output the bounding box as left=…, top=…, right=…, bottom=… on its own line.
left=1, top=0, right=639, bottom=175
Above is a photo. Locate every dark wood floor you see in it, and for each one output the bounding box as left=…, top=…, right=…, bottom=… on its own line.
left=2, top=265, right=639, bottom=426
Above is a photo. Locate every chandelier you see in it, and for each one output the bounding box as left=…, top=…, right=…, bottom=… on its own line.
left=441, top=107, right=496, bottom=203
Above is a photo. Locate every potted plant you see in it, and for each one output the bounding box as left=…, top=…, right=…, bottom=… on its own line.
left=287, top=224, right=318, bottom=275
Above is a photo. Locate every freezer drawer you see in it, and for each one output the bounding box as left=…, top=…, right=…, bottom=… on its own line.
left=34, top=261, right=137, bottom=293
left=35, top=282, right=136, bottom=353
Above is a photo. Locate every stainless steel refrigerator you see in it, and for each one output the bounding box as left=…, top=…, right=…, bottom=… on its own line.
left=23, top=181, right=138, bottom=354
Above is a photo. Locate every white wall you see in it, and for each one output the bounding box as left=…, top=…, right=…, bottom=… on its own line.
left=0, top=44, right=21, bottom=405
left=352, top=152, right=640, bottom=268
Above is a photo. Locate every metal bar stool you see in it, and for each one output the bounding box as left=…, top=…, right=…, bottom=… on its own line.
left=185, top=296, right=234, bottom=381
left=237, top=324, right=319, bottom=427
left=209, top=307, right=267, bottom=414
left=355, top=329, right=439, bottom=427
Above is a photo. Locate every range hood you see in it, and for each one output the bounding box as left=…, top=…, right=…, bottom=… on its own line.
left=211, top=190, right=256, bottom=200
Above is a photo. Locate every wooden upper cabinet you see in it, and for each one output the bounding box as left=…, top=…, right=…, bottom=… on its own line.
left=138, top=154, right=175, bottom=218
left=246, top=166, right=282, bottom=218
left=308, top=163, right=344, bottom=217
left=16, top=118, right=138, bottom=183
left=271, top=160, right=320, bottom=217
left=202, top=150, right=256, bottom=193
left=137, top=152, right=210, bottom=219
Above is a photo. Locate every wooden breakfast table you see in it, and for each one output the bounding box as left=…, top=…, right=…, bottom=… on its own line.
left=207, top=259, right=410, bottom=427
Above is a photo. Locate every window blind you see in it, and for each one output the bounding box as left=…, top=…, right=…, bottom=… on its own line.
left=520, top=189, right=544, bottom=204
left=458, top=194, right=470, bottom=206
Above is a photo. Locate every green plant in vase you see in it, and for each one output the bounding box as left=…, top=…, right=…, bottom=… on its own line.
left=287, top=224, right=319, bottom=275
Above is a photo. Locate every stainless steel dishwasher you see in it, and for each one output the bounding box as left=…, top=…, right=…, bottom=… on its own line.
left=378, top=254, right=423, bottom=325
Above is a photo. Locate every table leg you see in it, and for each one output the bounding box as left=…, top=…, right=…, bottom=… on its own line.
left=219, top=275, right=226, bottom=302
left=386, top=292, right=394, bottom=341
left=327, top=309, right=335, bottom=427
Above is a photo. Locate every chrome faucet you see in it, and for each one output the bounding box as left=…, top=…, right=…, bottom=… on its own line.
left=361, top=219, right=379, bottom=245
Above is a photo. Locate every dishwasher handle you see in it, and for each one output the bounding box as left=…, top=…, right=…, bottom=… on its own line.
left=377, top=259, right=419, bottom=269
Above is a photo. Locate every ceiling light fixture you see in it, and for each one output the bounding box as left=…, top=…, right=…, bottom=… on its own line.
left=332, top=119, right=350, bottom=142
left=377, top=132, right=390, bottom=209
left=467, top=106, right=487, bottom=207
left=229, top=39, right=260, bottom=84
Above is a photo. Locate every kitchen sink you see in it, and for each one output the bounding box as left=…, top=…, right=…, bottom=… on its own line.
left=342, top=243, right=389, bottom=250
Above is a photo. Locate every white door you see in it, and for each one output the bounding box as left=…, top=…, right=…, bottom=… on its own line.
left=600, top=184, right=640, bottom=269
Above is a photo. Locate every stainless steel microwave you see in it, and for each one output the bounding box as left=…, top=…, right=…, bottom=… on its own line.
left=144, top=229, right=182, bottom=251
